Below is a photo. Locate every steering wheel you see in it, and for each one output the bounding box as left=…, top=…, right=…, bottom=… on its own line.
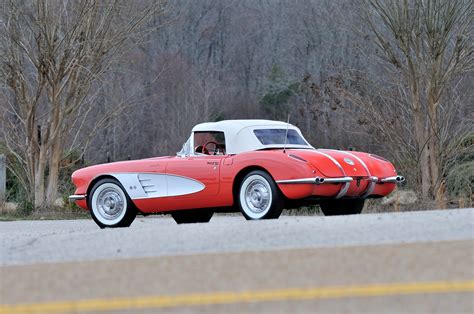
left=203, top=141, right=224, bottom=155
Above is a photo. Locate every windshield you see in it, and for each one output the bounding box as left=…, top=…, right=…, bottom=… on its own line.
left=177, top=136, right=192, bottom=157
left=253, top=129, right=309, bottom=145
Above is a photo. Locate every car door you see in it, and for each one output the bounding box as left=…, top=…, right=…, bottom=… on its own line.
left=166, top=131, right=227, bottom=197
left=165, top=154, right=224, bottom=196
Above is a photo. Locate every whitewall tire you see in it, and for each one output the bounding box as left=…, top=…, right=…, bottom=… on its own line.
left=89, top=178, right=137, bottom=228
left=238, top=170, right=284, bottom=220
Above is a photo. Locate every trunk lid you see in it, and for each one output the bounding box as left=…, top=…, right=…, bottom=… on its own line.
left=288, top=149, right=370, bottom=178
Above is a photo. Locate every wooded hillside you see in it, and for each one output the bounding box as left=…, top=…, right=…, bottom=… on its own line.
left=1, top=0, right=472, bottom=209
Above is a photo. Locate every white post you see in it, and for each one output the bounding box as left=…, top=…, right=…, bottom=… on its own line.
left=0, top=154, right=5, bottom=201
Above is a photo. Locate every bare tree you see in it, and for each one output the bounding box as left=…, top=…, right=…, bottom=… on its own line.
left=0, top=0, right=168, bottom=207
left=1, top=0, right=471, bottom=210
left=357, top=0, right=473, bottom=205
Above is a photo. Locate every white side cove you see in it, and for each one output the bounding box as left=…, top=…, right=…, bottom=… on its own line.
left=110, top=173, right=205, bottom=200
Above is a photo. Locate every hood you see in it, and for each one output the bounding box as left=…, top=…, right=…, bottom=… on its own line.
left=72, top=157, right=171, bottom=183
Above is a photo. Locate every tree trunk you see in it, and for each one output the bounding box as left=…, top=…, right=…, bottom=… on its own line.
left=0, top=0, right=166, bottom=209
left=413, top=109, right=432, bottom=198
left=435, top=180, right=447, bottom=209
left=427, top=96, right=442, bottom=206
left=46, top=139, right=62, bottom=206
left=34, top=148, right=47, bottom=208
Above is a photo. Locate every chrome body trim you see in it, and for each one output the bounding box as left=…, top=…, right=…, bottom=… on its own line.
left=322, top=150, right=382, bottom=198
left=379, top=176, right=405, bottom=184
left=311, top=150, right=351, bottom=198
left=276, top=178, right=320, bottom=184
left=361, top=176, right=379, bottom=198
left=288, top=154, right=308, bottom=163
left=276, top=177, right=353, bottom=184
left=69, top=194, right=86, bottom=201
left=335, top=182, right=351, bottom=199
left=323, top=149, right=371, bottom=176
left=322, top=177, right=354, bottom=183
left=312, top=150, right=345, bottom=173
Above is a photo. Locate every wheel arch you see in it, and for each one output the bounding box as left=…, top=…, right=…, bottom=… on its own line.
left=232, top=165, right=281, bottom=207
left=86, top=175, right=117, bottom=203
left=86, top=175, right=139, bottom=212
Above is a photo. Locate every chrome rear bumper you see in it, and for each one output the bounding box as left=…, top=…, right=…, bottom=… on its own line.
left=276, top=175, right=405, bottom=200
left=69, top=194, right=86, bottom=201
left=379, top=176, right=405, bottom=184
left=276, top=176, right=353, bottom=184
left=361, top=176, right=379, bottom=198
left=276, top=176, right=353, bottom=199
left=276, top=175, right=405, bottom=185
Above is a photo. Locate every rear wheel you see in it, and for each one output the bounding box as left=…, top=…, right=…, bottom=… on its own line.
left=319, top=199, right=365, bottom=216
left=89, top=178, right=137, bottom=228
left=238, top=170, right=284, bottom=220
left=171, top=209, right=213, bottom=224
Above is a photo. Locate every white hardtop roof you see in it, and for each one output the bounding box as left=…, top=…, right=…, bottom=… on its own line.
left=191, top=119, right=312, bottom=154
left=192, top=119, right=290, bottom=133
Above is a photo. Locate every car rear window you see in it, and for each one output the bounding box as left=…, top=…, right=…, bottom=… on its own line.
left=253, top=129, right=308, bottom=145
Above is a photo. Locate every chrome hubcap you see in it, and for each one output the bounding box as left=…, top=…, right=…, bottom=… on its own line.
left=245, top=179, right=270, bottom=213
left=96, top=188, right=124, bottom=220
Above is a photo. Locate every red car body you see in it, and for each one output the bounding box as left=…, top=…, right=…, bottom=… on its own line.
left=70, top=120, right=404, bottom=227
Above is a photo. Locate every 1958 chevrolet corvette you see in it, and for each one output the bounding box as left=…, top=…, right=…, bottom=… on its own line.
left=70, top=120, right=405, bottom=228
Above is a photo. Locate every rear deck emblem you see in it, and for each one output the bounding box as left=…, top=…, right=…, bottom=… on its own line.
left=344, top=158, right=355, bottom=165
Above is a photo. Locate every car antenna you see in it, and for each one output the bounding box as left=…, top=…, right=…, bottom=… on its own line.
left=283, top=113, right=290, bottom=154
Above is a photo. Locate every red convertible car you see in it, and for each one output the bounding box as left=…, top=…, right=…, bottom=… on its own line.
left=70, top=120, right=404, bottom=228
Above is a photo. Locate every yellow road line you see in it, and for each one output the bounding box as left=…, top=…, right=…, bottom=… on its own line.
left=1, top=279, right=473, bottom=314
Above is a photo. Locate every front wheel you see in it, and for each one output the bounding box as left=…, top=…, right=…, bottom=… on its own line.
left=319, top=199, right=365, bottom=216
left=89, top=178, right=137, bottom=228
left=238, top=170, right=284, bottom=220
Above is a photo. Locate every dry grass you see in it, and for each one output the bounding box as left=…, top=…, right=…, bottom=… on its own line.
left=0, top=204, right=89, bottom=221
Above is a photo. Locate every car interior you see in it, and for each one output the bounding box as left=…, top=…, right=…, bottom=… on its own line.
left=194, top=131, right=226, bottom=155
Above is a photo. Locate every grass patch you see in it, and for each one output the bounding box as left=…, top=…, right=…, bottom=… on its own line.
left=0, top=205, right=89, bottom=221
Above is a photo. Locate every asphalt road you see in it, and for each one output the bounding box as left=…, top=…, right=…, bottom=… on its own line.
left=0, top=208, right=473, bottom=313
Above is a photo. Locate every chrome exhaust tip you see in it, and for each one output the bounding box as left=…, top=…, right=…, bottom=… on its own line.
left=396, top=176, right=405, bottom=183
left=314, top=177, right=325, bottom=184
